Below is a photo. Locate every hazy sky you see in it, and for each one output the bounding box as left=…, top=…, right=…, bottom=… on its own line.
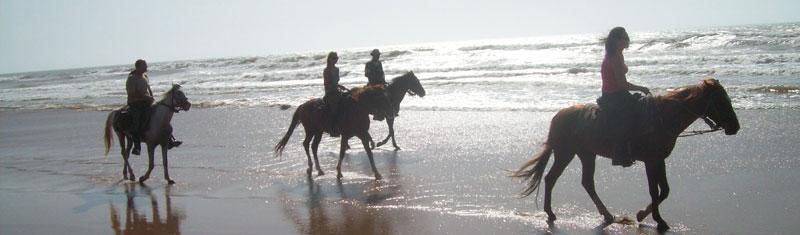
left=1, top=0, right=798, bottom=74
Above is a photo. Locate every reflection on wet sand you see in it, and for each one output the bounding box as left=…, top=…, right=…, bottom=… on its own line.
left=109, top=184, right=185, bottom=235
left=282, top=150, right=409, bottom=235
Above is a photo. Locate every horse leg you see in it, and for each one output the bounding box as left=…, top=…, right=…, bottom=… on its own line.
left=302, top=134, right=314, bottom=176
left=336, top=137, right=349, bottom=179
left=311, top=133, right=324, bottom=176
left=387, top=117, right=399, bottom=150
left=375, top=117, right=394, bottom=149
left=118, top=132, right=133, bottom=180
left=577, top=152, right=614, bottom=223
left=360, top=133, right=382, bottom=180
left=343, top=141, right=351, bottom=151
left=645, top=160, right=670, bottom=231
left=161, top=145, right=175, bottom=184
left=637, top=162, right=672, bottom=223
left=543, top=149, right=575, bottom=222
left=138, top=144, right=157, bottom=183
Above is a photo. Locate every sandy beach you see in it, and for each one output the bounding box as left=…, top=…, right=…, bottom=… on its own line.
left=2, top=107, right=800, bottom=234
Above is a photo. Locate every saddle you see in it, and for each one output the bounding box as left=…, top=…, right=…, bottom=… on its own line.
left=112, top=105, right=153, bottom=136
left=575, top=94, right=658, bottom=141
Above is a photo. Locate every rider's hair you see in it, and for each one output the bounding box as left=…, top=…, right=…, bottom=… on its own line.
left=130, top=59, right=147, bottom=75
left=326, top=52, right=338, bottom=66
left=604, top=27, right=629, bottom=56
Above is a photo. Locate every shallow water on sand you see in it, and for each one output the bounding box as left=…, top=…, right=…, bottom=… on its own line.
left=2, top=108, right=800, bottom=234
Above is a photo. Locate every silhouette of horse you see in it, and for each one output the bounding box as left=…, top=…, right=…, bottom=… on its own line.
left=274, top=85, right=395, bottom=180
left=103, top=84, right=191, bottom=184
left=512, top=79, right=740, bottom=232
left=371, top=71, right=426, bottom=150
left=109, top=184, right=184, bottom=234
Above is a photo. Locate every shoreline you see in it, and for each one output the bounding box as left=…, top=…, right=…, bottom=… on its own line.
left=2, top=108, right=800, bottom=234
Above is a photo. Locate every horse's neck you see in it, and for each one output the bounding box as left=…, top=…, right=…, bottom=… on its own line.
left=150, top=99, right=175, bottom=129
left=658, top=96, right=708, bottom=136
left=386, top=81, right=407, bottom=108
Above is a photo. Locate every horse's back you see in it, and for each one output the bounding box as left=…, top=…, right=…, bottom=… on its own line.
left=549, top=104, right=601, bottom=141
left=295, top=98, right=326, bottom=128
left=110, top=108, right=131, bottom=133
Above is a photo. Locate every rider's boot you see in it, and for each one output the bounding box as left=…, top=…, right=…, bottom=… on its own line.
left=611, top=141, right=634, bottom=167
left=168, top=135, right=182, bottom=149
left=131, top=134, right=142, bottom=155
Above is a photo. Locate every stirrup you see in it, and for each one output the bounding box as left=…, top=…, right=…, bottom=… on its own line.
left=168, top=140, right=182, bottom=149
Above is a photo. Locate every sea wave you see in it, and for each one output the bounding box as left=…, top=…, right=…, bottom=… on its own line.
left=749, top=85, right=800, bottom=94
left=2, top=22, right=798, bottom=112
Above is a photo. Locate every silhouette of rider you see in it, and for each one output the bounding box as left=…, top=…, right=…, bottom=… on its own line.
left=126, top=59, right=182, bottom=155
left=323, top=52, right=346, bottom=137
left=597, top=27, right=650, bottom=167
left=364, top=49, right=386, bottom=86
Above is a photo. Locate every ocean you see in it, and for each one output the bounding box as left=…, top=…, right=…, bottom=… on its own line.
left=1, top=22, right=798, bottom=111
left=2, top=22, right=800, bottom=234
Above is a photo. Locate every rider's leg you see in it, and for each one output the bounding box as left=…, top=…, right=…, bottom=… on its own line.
left=129, top=102, right=145, bottom=155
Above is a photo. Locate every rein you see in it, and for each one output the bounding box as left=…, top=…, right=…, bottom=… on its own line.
left=158, top=91, right=183, bottom=113
left=677, top=119, right=722, bottom=137
left=676, top=90, right=722, bottom=137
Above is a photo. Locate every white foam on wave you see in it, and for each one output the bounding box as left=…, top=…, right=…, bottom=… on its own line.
left=2, top=22, right=798, bottom=111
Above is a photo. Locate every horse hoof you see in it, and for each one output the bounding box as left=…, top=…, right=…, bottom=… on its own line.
left=657, top=223, right=670, bottom=232
left=603, top=215, right=614, bottom=224
left=337, top=173, right=343, bottom=179
left=306, top=169, right=313, bottom=175
left=167, top=180, right=176, bottom=185
left=547, top=214, right=556, bottom=223
left=317, top=171, right=325, bottom=176
left=138, top=176, right=147, bottom=183
left=636, top=210, right=648, bottom=222
left=374, top=174, right=383, bottom=180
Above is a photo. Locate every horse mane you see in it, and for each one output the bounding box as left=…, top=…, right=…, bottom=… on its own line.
left=162, top=84, right=182, bottom=100
left=662, top=79, right=719, bottom=103
left=390, top=71, right=414, bottom=84
left=350, top=84, right=385, bottom=102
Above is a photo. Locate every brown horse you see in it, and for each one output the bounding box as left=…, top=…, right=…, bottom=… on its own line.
left=512, top=79, right=740, bottom=232
left=274, top=85, right=395, bottom=180
left=371, top=71, right=426, bottom=150
left=103, top=84, right=191, bottom=184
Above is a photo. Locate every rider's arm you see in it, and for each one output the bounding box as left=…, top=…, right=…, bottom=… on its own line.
left=614, top=56, right=649, bottom=95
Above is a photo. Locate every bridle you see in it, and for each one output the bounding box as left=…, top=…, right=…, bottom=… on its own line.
left=676, top=88, right=723, bottom=137
left=158, top=90, right=187, bottom=113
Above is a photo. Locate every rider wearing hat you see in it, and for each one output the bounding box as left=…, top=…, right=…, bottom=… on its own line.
left=126, top=59, right=182, bottom=155
left=364, top=49, right=386, bottom=86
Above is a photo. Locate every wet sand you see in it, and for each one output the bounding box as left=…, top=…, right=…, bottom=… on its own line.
left=2, top=108, right=800, bottom=234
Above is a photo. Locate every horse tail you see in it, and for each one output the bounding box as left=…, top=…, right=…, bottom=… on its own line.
left=510, top=143, right=553, bottom=198
left=103, top=111, right=115, bottom=156
left=274, top=106, right=302, bottom=157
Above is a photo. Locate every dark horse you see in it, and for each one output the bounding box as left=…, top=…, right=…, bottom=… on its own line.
left=274, top=85, right=395, bottom=180
left=512, top=79, right=740, bottom=231
left=103, top=84, right=191, bottom=184
left=371, top=71, right=426, bottom=150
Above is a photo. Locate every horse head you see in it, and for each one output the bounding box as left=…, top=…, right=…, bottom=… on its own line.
left=165, top=84, right=192, bottom=112
left=401, top=71, right=426, bottom=97
left=700, top=79, right=739, bottom=135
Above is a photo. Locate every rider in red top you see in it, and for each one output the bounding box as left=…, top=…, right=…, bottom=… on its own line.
left=598, top=27, right=650, bottom=167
